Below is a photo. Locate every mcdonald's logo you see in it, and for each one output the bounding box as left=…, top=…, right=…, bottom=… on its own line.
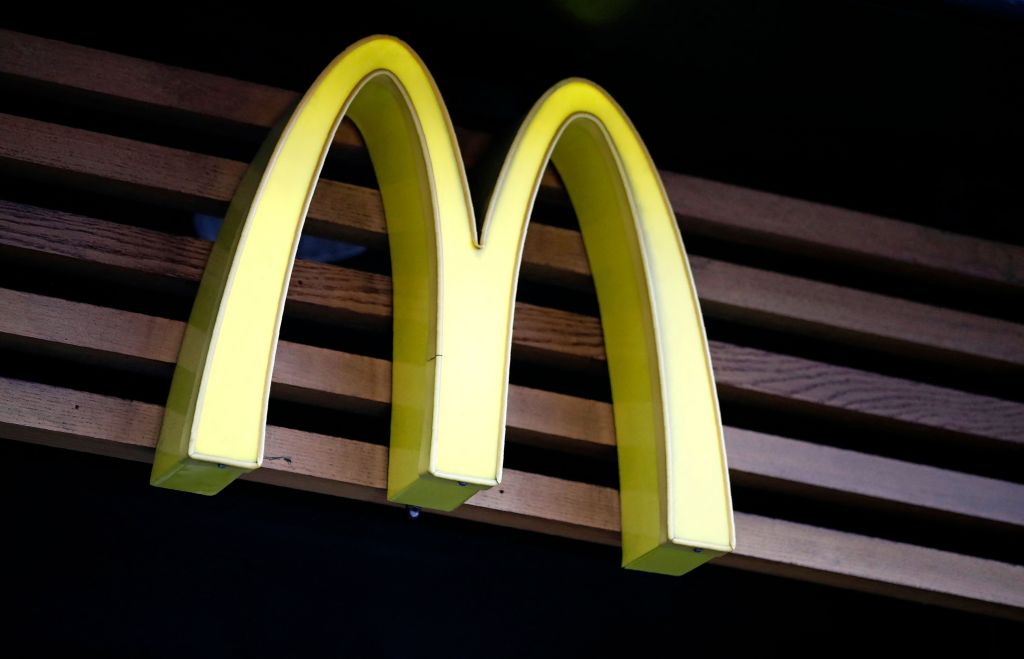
left=149, top=35, right=735, bottom=576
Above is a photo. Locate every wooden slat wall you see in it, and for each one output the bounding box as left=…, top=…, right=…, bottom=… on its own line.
left=0, top=29, right=1021, bottom=620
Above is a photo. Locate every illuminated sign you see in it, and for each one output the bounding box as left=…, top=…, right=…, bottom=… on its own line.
left=150, top=35, right=734, bottom=575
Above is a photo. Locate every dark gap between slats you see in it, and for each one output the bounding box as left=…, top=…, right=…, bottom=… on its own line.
left=0, top=346, right=172, bottom=404
left=703, top=317, right=1024, bottom=404
left=0, top=246, right=197, bottom=320
left=719, top=398, right=1022, bottom=485
left=0, top=74, right=383, bottom=191
left=729, top=483, right=1023, bottom=565
left=683, top=232, right=1023, bottom=324
left=0, top=74, right=267, bottom=165
left=0, top=171, right=201, bottom=238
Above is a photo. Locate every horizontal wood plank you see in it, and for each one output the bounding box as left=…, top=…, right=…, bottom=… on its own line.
left=2, top=287, right=1021, bottom=529
left=0, top=374, right=1020, bottom=619
left=2, top=28, right=1022, bottom=294
left=1, top=202, right=1022, bottom=448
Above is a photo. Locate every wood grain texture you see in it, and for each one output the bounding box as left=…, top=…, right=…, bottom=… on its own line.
left=709, top=341, right=1024, bottom=448
left=724, top=428, right=1024, bottom=527
left=687, top=255, right=1024, bottom=370
left=0, top=114, right=386, bottom=242
left=0, top=374, right=1021, bottom=620
left=3, top=118, right=1022, bottom=369
left=2, top=202, right=1022, bottom=448
left=3, top=28, right=1022, bottom=293
left=3, top=28, right=1023, bottom=622
left=2, top=287, right=1021, bottom=529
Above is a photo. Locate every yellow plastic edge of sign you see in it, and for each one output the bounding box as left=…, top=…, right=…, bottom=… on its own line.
left=150, top=35, right=736, bottom=575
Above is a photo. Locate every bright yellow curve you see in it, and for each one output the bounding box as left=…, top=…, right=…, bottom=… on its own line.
left=150, top=35, right=734, bottom=575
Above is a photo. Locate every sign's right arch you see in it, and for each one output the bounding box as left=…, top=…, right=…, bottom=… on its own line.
left=494, top=81, right=736, bottom=573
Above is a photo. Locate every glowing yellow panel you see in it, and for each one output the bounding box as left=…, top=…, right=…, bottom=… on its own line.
left=150, top=35, right=734, bottom=574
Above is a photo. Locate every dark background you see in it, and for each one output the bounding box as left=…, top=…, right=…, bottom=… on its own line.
left=2, top=1, right=1022, bottom=656
left=6, top=0, right=1023, bottom=244
left=4, top=439, right=1018, bottom=657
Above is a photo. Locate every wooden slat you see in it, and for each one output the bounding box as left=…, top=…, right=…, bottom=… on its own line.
left=724, top=428, right=1024, bottom=527
left=2, top=118, right=1022, bottom=370
left=0, top=374, right=1020, bottom=619
left=3, top=286, right=1022, bottom=529
left=2, top=202, right=1022, bottom=448
left=688, top=256, right=1024, bottom=371
left=709, top=342, right=1024, bottom=448
left=2, top=28, right=1022, bottom=294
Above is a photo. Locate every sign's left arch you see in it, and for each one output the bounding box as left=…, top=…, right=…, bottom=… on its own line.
left=151, top=35, right=734, bottom=575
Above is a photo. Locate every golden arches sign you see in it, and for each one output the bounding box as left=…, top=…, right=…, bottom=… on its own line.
left=150, top=35, right=735, bottom=575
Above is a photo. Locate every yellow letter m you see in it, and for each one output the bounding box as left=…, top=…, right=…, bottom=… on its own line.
left=150, top=36, right=735, bottom=575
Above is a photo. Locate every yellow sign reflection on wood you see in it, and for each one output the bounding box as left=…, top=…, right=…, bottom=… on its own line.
left=150, top=36, right=735, bottom=575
